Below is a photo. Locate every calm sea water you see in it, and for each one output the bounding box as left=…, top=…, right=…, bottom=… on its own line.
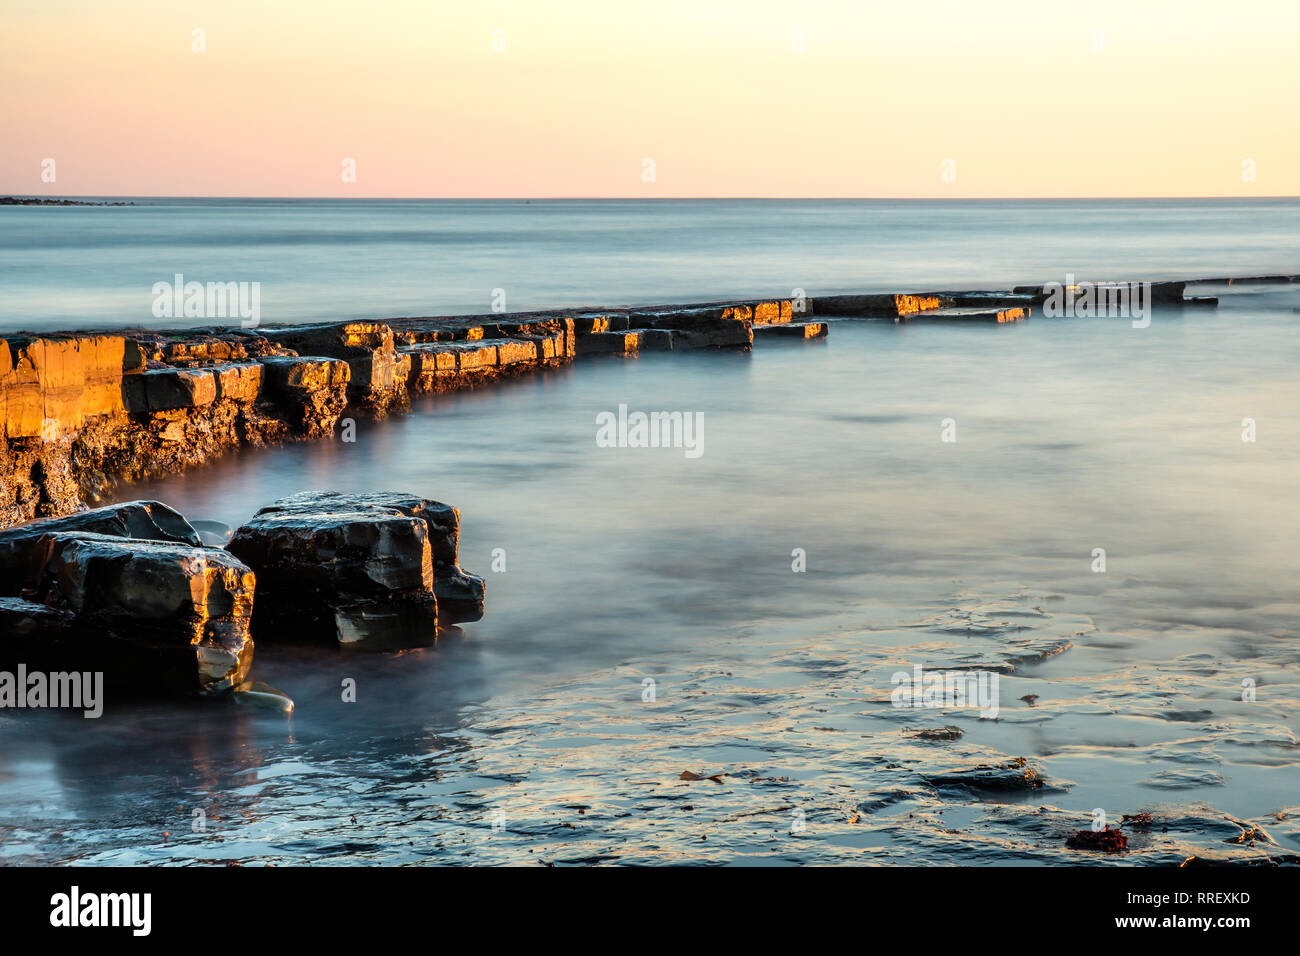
left=0, top=201, right=1298, bottom=865
left=1, top=198, right=1298, bottom=331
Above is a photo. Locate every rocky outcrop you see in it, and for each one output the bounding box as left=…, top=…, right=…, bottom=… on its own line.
left=392, top=315, right=575, bottom=392
left=256, top=356, right=350, bottom=437
left=903, top=306, right=1028, bottom=323
left=2, top=277, right=1252, bottom=526
left=262, top=322, right=407, bottom=415
left=0, top=520, right=255, bottom=698
left=0, top=499, right=200, bottom=591
left=0, top=329, right=353, bottom=525
left=226, top=490, right=484, bottom=650
left=812, top=293, right=947, bottom=317
left=0, top=492, right=487, bottom=704
left=753, top=321, right=829, bottom=339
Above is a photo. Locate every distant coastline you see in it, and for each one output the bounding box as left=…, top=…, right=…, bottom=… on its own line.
left=1, top=196, right=134, bottom=206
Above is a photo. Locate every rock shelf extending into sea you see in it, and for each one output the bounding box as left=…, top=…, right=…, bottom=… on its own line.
left=7, top=275, right=1292, bottom=529
left=0, top=274, right=1294, bottom=703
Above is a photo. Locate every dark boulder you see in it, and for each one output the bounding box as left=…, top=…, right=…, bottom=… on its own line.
left=4, top=532, right=255, bottom=698
left=0, top=500, right=200, bottom=595
left=227, top=490, right=484, bottom=647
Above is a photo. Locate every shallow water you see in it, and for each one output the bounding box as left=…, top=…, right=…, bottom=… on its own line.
left=2, top=282, right=1298, bottom=864
left=2, top=197, right=1299, bottom=332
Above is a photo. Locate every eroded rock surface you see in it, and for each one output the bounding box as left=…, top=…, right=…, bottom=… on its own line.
left=2, top=531, right=255, bottom=697
left=227, top=490, right=485, bottom=649
left=0, top=499, right=200, bottom=592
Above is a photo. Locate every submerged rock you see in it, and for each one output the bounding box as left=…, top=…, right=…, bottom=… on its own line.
left=923, top=757, right=1049, bottom=792
left=191, top=519, right=234, bottom=546
left=1066, top=828, right=1129, bottom=852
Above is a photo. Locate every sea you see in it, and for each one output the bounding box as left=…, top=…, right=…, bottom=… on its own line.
left=1, top=198, right=1297, bottom=864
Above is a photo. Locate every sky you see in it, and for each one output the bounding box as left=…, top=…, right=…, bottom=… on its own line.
left=1, top=0, right=1298, bottom=198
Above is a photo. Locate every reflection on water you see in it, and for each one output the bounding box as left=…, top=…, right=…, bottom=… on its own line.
left=3, top=287, right=1300, bottom=864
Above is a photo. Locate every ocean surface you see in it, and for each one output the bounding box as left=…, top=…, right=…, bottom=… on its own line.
left=1, top=200, right=1298, bottom=865
left=1, top=198, right=1299, bottom=331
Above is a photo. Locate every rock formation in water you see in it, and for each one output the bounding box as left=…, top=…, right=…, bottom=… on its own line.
left=0, top=501, right=254, bottom=697
left=4, top=276, right=1260, bottom=527
left=227, top=491, right=485, bottom=650
left=0, top=491, right=485, bottom=702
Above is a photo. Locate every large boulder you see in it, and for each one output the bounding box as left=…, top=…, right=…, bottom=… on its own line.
left=4, top=532, right=256, bottom=698
left=0, top=500, right=201, bottom=595
left=253, top=491, right=462, bottom=572
left=227, top=490, right=485, bottom=647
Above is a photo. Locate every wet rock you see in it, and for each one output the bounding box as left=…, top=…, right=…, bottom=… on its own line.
left=191, top=519, right=234, bottom=546
left=581, top=331, right=643, bottom=355
left=898, top=306, right=1027, bottom=324
left=908, top=726, right=963, bottom=741
left=813, top=293, right=946, bottom=317
left=255, top=490, right=462, bottom=570
left=627, top=306, right=754, bottom=349
left=334, top=594, right=439, bottom=649
left=233, top=679, right=295, bottom=713
left=10, top=532, right=255, bottom=697
left=1066, top=828, right=1128, bottom=852
left=227, top=490, right=483, bottom=647
left=754, top=321, right=828, bottom=339
left=434, top=565, right=486, bottom=625
left=0, top=500, right=200, bottom=595
left=228, top=508, right=432, bottom=595
left=0, top=595, right=74, bottom=636
left=924, top=757, right=1048, bottom=792
left=633, top=329, right=675, bottom=351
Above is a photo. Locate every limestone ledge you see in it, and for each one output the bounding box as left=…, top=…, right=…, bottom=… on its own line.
left=2, top=275, right=1274, bottom=526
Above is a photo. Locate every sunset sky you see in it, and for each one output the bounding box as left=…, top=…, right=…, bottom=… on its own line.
left=2, top=0, right=1297, bottom=198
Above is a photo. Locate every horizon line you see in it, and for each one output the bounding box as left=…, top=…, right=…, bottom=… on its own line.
left=5, top=194, right=1300, bottom=202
